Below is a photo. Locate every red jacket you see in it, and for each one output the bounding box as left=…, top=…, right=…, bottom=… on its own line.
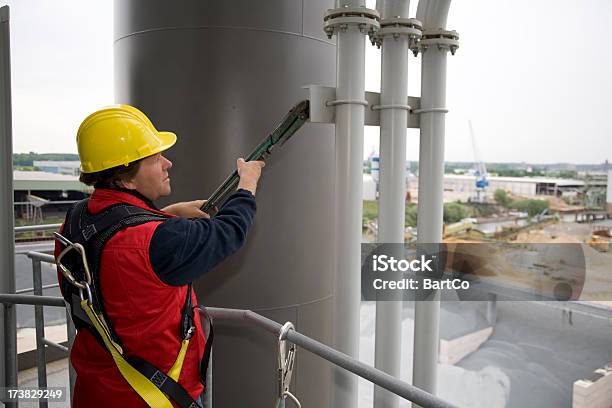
left=55, top=189, right=206, bottom=407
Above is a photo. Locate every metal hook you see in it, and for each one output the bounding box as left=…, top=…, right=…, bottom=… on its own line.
left=277, top=322, right=300, bottom=407
left=54, top=232, right=93, bottom=288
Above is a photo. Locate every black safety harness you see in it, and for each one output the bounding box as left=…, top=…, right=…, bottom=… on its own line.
left=55, top=199, right=214, bottom=408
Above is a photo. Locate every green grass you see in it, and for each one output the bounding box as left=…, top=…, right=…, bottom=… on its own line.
left=363, top=200, right=419, bottom=228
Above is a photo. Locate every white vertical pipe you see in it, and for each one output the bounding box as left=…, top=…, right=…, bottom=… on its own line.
left=332, top=0, right=366, bottom=407
left=606, top=169, right=612, bottom=212
left=374, top=1, right=410, bottom=407
left=413, top=0, right=452, bottom=401
left=0, top=5, right=16, bottom=392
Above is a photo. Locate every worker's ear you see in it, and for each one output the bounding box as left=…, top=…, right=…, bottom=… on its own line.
left=116, top=176, right=137, bottom=190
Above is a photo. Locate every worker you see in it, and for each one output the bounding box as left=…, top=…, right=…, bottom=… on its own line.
left=54, top=104, right=264, bottom=407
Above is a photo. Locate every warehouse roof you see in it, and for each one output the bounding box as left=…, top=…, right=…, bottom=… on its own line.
left=13, top=170, right=91, bottom=192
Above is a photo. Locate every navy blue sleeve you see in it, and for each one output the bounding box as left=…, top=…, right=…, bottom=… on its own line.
left=149, top=189, right=256, bottom=286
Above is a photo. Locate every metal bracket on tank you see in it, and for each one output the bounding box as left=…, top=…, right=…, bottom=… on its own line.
left=303, top=84, right=422, bottom=128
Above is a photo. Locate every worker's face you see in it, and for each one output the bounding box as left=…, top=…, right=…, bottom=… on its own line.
left=122, top=153, right=173, bottom=201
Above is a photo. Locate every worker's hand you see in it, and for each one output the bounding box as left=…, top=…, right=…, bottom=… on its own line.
left=237, top=158, right=265, bottom=196
left=161, top=200, right=211, bottom=218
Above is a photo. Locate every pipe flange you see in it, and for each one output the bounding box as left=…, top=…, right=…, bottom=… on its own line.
left=372, top=18, right=422, bottom=48
left=323, top=6, right=380, bottom=39
left=412, top=29, right=459, bottom=56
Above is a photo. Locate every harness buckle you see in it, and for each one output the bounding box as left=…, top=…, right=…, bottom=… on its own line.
left=184, top=326, right=196, bottom=340
left=82, top=224, right=97, bottom=241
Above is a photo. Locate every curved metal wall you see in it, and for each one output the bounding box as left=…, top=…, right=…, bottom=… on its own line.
left=114, top=1, right=336, bottom=406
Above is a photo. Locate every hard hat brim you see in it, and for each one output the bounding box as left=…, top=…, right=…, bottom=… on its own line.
left=156, top=131, right=177, bottom=154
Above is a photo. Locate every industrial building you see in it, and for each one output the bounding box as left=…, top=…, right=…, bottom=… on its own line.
left=442, top=175, right=586, bottom=198
left=31, top=161, right=80, bottom=176
left=363, top=173, right=599, bottom=201
left=12, top=171, right=89, bottom=219
left=1, top=1, right=612, bottom=408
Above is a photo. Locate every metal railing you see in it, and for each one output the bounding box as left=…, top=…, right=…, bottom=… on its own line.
left=1, top=252, right=459, bottom=408
left=14, top=224, right=62, bottom=234
left=205, top=308, right=459, bottom=408
left=0, top=251, right=75, bottom=408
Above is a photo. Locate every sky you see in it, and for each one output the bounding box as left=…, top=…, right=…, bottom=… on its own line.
left=2, top=0, right=611, bottom=165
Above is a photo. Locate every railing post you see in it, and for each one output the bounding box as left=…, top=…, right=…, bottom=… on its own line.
left=0, top=4, right=16, bottom=399
left=32, top=258, right=48, bottom=408
left=4, top=302, right=18, bottom=408
left=486, top=293, right=497, bottom=325
left=203, top=350, right=212, bottom=408
left=65, top=307, right=76, bottom=405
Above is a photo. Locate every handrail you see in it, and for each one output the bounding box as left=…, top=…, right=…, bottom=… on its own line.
left=1, top=252, right=459, bottom=408
left=15, top=283, right=59, bottom=295
left=205, top=307, right=459, bottom=408
left=15, top=252, right=58, bottom=294
left=14, top=224, right=61, bottom=233
left=1, top=249, right=75, bottom=408
left=26, top=251, right=56, bottom=263
left=0, top=293, right=65, bottom=307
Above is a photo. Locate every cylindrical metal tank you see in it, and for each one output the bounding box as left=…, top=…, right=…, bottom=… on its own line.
left=114, top=1, right=336, bottom=406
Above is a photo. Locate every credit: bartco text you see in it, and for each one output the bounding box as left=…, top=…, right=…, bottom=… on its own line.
left=372, top=278, right=470, bottom=290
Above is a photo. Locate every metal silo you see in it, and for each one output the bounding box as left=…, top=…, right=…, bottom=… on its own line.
left=114, top=0, right=336, bottom=406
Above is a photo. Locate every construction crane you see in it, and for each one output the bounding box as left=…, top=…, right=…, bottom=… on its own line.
left=469, top=120, right=489, bottom=203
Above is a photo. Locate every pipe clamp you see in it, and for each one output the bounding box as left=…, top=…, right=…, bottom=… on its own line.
left=371, top=104, right=412, bottom=111
left=326, top=99, right=369, bottom=107
left=412, top=107, right=448, bottom=114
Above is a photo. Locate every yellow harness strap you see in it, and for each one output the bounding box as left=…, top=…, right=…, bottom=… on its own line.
left=168, top=339, right=190, bottom=381
left=81, top=300, right=190, bottom=408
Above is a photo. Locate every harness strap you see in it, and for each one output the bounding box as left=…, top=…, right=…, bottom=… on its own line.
left=129, top=354, right=200, bottom=408
left=58, top=198, right=208, bottom=407
left=80, top=297, right=200, bottom=408
left=81, top=300, right=187, bottom=408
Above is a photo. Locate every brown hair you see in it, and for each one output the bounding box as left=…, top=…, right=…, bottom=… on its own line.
left=79, top=159, right=143, bottom=189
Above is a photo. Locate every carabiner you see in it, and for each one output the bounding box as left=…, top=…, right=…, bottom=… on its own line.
left=78, top=282, right=94, bottom=304
left=277, top=322, right=300, bottom=408
left=54, top=232, right=93, bottom=288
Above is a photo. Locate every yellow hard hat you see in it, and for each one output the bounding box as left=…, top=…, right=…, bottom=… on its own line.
left=77, top=104, right=177, bottom=173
